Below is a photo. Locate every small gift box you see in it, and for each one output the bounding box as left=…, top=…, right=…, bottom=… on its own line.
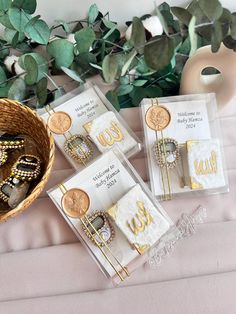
left=107, top=184, right=170, bottom=255
left=84, top=111, right=138, bottom=155
left=39, top=84, right=141, bottom=170
left=187, top=139, right=225, bottom=190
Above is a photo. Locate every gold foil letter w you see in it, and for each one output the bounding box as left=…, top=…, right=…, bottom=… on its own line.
left=127, top=201, right=154, bottom=236
left=97, top=122, right=124, bottom=147
left=194, top=150, right=218, bottom=175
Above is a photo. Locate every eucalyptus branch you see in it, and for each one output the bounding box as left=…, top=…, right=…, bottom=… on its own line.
left=0, top=0, right=234, bottom=109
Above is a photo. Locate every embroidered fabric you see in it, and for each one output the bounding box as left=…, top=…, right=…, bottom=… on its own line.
left=147, top=205, right=207, bottom=268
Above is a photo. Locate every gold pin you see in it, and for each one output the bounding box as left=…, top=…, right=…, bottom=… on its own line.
left=147, top=99, right=172, bottom=200
left=59, top=183, right=129, bottom=281
left=45, top=105, right=94, bottom=166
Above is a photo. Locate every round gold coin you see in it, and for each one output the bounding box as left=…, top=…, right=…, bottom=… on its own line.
left=62, top=188, right=90, bottom=218
left=145, top=105, right=171, bottom=131
left=48, top=111, right=72, bottom=134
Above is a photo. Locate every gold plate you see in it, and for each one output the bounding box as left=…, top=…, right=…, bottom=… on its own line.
left=145, top=105, right=171, bottom=131
left=62, top=188, right=90, bottom=218
left=48, top=111, right=72, bottom=134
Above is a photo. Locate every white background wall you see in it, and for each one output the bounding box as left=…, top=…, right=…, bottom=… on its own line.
left=36, top=0, right=236, bottom=27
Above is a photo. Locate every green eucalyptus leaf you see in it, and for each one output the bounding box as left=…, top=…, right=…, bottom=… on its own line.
left=178, top=37, right=191, bottom=55
left=22, top=54, right=38, bottom=85
left=88, top=4, right=99, bottom=24
left=129, top=85, right=163, bottom=106
left=0, top=0, right=11, bottom=10
left=25, top=18, right=50, bottom=44
left=198, top=0, right=223, bottom=21
left=0, top=11, right=14, bottom=28
left=230, top=14, right=236, bottom=40
left=144, top=36, right=175, bottom=71
left=119, top=76, right=129, bottom=85
left=133, top=79, right=148, bottom=86
left=159, top=2, right=177, bottom=31
left=104, top=28, right=120, bottom=42
left=187, top=0, right=208, bottom=24
left=102, top=54, right=119, bottom=83
left=0, top=83, right=11, bottom=97
left=217, top=9, right=230, bottom=38
left=12, top=31, right=25, bottom=47
left=8, top=78, right=26, bottom=101
left=103, top=26, right=117, bottom=40
left=54, top=86, right=66, bottom=99
left=121, top=49, right=137, bottom=76
left=61, top=66, right=84, bottom=83
left=75, top=52, right=96, bottom=73
left=117, top=84, right=133, bottom=96
left=223, top=35, right=236, bottom=51
left=136, top=57, right=153, bottom=74
left=106, top=90, right=120, bottom=111
left=47, top=39, right=74, bottom=68
left=4, top=28, right=25, bottom=47
left=15, top=41, right=31, bottom=52
left=55, top=20, right=71, bottom=33
left=0, top=43, right=9, bottom=59
left=36, top=77, right=48, bottom=106
left=19, top=52, right=48, bottom=84
left=12, top=0, right=36, bottom=14
left=4, top=28, right=17, bottom=43
left=129, top=86, right=147, bottom=106
left=102, top=18, right=116, bottom=29
left=75, top=27, right=96, bottom=53
left=8, top=7, right=31, bottom=32
left=155, top=6, right=169, bottom=35
left=0, top=66, right=7, bottom=87
left=189, top=16, right=197, bottom=56
left=171, top=6, right=192, bottom=25
left=211, top=20, right=223, bottom=52
left=130, top=17, right=146, bottom=54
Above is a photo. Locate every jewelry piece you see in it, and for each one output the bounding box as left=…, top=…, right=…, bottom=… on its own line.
left=0, top=134, right=25, bottom=167
left=145, top=105, right=171, bottom=131
left=59, top=183, right=129, bottom=281
left=45, top=106, right=94, bottom=165
left=0, top=176, right=21, bottom=202
left=64, top=134, right=93, bottom=164
left=0, top=150, right=8, bottom=166
left=61, top=188, right=90, bottom=218
left=0, top=133, right=25, bottom=150
left=47, top=111, right=72, bottom=134
left=82, top=211, right=115, bottom=247
left=11, top=154, right=41, bottom=181
left=153, top=138, right=180, bottom=169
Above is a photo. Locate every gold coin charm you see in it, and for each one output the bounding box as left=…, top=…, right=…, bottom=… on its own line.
left=62, top=188, right=90, bottom=218
left=145, top=105, right=171, bottom=131
left=48, top=111, right=72, bottom=134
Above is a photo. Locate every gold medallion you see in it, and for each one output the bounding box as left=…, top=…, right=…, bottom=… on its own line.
left=48, top=111, right=72, bottom=134
left=62, top=188, right=90, bottom=218
left=145, top=105, right=171, bottom=131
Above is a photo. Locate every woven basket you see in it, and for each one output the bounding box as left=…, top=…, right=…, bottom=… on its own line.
left=0, top=99, right=55, bottom=222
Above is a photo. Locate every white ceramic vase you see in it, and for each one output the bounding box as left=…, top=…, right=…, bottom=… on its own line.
left=180, top=44, right=236, bottom=106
